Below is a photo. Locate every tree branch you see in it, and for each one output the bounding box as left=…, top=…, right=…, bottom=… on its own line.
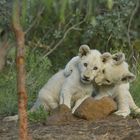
left=24, top=6, right=45, bottom=35
left=12, top=1, right=29, bottom=139
left=43, top=20, right=85, bottom=58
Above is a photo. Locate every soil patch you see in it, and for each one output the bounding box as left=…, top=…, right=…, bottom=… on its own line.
left=1, top=115, right=140, bottom=140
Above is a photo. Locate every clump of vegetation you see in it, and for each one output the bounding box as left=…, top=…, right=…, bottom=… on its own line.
left=28, top=106, right=49, bottom=123
left=130, top=64, right=140, bottom=107
left=0, top=47, right=52, bottom=116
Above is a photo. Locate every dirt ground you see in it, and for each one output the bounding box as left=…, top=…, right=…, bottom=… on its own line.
left=0, top=115, right=140, bottom=140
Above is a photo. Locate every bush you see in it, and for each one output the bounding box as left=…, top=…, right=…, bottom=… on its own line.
left=0, top=47, right=52, bottom=116
left=130, top=64, right=140, bottom=107
left=28, top=106, right=49, bottom=123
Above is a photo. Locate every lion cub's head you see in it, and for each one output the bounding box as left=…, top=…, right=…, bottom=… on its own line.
left=95, top=52, right=135, bottom=85
left=78, top=45, right=103, bottom=84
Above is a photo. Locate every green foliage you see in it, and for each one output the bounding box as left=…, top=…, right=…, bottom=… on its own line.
left=0, top=66, right=17, bottom=116
left=28, top=106, right=49, bottom=122
left=107, top=0, right=114, bottom=10
left=2, top=0, right=139, bottom=68
left=81, top=0, right=138, bottom=51
left=0, top=47, right=52, bottom=115
left=59, top=0, right=68, bottom=23
left=39, top=0, right=139, bottom=69
left=0, top=0, right=12, bottom=31
left=130, top=65, right=140, bottom=107
left=21, top=0, right=27, bottom=26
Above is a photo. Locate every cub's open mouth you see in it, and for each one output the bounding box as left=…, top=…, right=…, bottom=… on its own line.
left=81, top=78, right=91, bottom=84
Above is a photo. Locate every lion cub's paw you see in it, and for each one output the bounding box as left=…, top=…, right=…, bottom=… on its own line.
left=94, top=94, right=110, bottom=100
left=134, top=108, right=140, bottom=113
left=114, top=110, right=130, bottom=118
left=64, top=69, right=72, bottom=77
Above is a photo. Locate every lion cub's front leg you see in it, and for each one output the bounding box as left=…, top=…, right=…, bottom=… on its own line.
left=60, top=89, right=72, bottom=109
left=72, top=95, right=90, bottom=113
left=114, top=101, right=130, bottom=117
left=114, top=89, right=131, bottom=117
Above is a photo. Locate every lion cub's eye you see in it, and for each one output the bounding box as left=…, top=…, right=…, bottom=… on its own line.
left=106, top=79, right=110, bottom=83
left=102, top=69, right=105, bottom=73
left=84, top=63, right=88, bottom=67
left=93, top=66, right=98, bottom=70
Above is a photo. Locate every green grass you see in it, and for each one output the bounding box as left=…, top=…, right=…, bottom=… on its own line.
left=28, top=106, right=49, bottom=123
left=130, top=72, right=140, bottom=107
left=0, top=47, right=53, bottom=116
left=0, top=65, right=17, bottom=115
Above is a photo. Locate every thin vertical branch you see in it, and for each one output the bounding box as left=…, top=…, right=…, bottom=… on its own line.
left=12, top=0, right=29, bottom=140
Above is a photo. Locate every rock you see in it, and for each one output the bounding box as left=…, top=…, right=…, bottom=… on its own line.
left=50, top=104, right=71, bottom=115
left=47, top=104, right=78, bottom=125
left=74, top=96, right=117, bottom=121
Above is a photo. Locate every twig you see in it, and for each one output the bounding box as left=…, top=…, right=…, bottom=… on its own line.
left=136, top=119, right=140, bottom=127
left=43, top=20, right=85, bottom=58
left=1, top=32, right=9, bottom=49
left=105, top=34, right=112, bottom=51
left=24, top=6, right=45, bottom=35
left=63, top=19, right=73, bottom=31
left=2, top=40, right=9, bottom=50
left=12, top=1, right=30, bottom=139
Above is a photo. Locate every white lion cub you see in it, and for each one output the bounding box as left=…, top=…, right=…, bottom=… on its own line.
left=64, top=52, right=140, bottom=117
left=31, top=45, right=103, bottom=113
left=95, top=53, right=140, bottom=117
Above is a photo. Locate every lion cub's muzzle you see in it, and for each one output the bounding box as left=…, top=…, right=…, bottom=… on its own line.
left=81, top=75, right=92, bottom=84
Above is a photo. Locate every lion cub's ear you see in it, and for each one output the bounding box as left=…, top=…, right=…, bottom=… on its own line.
left=78, top=45, right=90, bottom=57
left=101, top=52, right=112, bottom=63
left=121, top=72, right=136, bottom=83
left=112, top=52, right=125, bottom=65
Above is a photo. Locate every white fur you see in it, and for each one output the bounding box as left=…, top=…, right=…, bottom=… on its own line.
left=59, top=67, right=94, bottom=113
left=31, top=70, right=65, bottom=111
